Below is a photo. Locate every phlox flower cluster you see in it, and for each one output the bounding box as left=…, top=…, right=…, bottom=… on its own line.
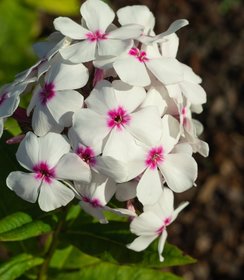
left=0, top=0, right=209, bottom=262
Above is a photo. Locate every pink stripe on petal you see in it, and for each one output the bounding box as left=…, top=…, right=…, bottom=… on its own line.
left=129, top=47, right=149, bottom=63
left=33, top=161, right=56, bottom=184
left=82, top=196, right=102, bottom=208
left=86, top=30, right=108, bottom=42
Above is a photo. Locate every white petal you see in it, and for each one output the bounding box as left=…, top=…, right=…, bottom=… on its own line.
left=6, top=172, right=40, bottom=203
left=116, top=180, right=137, bottom=201
left=108, top=24, right=143, bottom=40
left=85, top=80, right=117, bottom=114
left=130, top=211, right=162, bottom=235
left=172, top=201, right=189, bottom=222
left=16, top=132, right=39, bottom=171
left=112, top=80, right=146, bottom=113
left=137, top=168, right=164, bottom=205
left=159, top=154, right=198, bottom=192
left=72, top=109, right=109, bottom=151
left=32, top=105, right=63, bottom=136
left=55, top=153, right=91, bottom=182
left=114, top=56, right=150, bottom=87
left=127, top=235, right=157, bottom=252
left=38, top=180, right=75, bottom=212
left=160, top=33, right=179, bottom=58
left=180, top=81, right=207, bottom=105
left=79, top=201, right=108, bottom=224
left=47, top=90, right=84, bottom=126
left=46, top=62, right=89, bottom=90
left=128, top=106, right=161, bottom=145
left=59, top=41, right=96, bottom=63
left=38, top=132, right=70, bottom=167
left=0, top=119, right=3, bottom=138
left=0, top=94, right=19, bottom=118
left=97, top=39, right=131, bottom=57
left=158, top=230, right=168, bottom=262
left=117, top=5, right=155, bottom=32
left=53, top=17, right=88, bottom=40
left=80, top=0, right=115, bottom=32
left=146, top=57, right=183, bottom=85
left=182, top=64, right=202, bottom=84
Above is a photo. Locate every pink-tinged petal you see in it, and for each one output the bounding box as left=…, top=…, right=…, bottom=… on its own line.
left=113, top=56, right=150, bottom=87
left=137, top=168, right=164, bottom=205
left=171, top=201, right=189, bottom=223
left=112, top=80, right=146, bottom=113
left=38, top=180, right=75, bottom=212
left=55, top=153, right=91, bottom=182
left=117, top=6, right=155, bottom=32
left=160, top=115, right=180, bottom=154
left=130, top=211, right=162, bottom=235
left=53, top=17, right=88, bottom=40
left=180, top=81, right=207, bottom=105
left=97, top=39, right=131, bottom=57
left=32, top=105, right=63, bottom=136
left=116, top=180, right=137, bottom=201
left=127, top=235, right=157, bottom=252
left=59, top=41, right=96, bottom=63
left=16, top=132, right=39, bottom=171
left=46, top=61, right=89, bottom=90
left=128, top=106, right=162, bottom=146
left=108, top=24, right=143, bottom=39
left=6, top=172, right=40, bottom=203
left=158, top=153, right=197, bottom=193
left=38, top=132, right=70, bottom=167
left=80, top=0, right=115, bottom=32
left=141, top=87, right=167, bottom=117
left=146, top=57, right=183, bottom=85
left=158, top=230, right=168, bottom=262
left=79, top=201, right=108, bottom=224
left=160, top=33, right=179, bottom=58
left=86, top=80, right=117, bottom=114
left=73, top=109, right=109, bottom=151
left=47, top=90, right=84, bottom=126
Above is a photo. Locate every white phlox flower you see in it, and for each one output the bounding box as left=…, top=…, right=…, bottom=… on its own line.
left=6, top=132, right=91, bottom=212
left=54, top=0, right=143, bottom=63
left=74, top=171, right=136, bottom=224
left=127, top=188, right=189, bottom=262
left=27, top=55, right=88, bottom=136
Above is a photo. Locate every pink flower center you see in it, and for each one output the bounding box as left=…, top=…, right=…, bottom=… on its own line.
left=76, top=145, right=96, bottom=167
left=82, top=196, right=101, bottom=208
left=107, top=106, right=130, bottom=130
left=86, top=30, right=108, bottom=42
left=156, top=217, right=172, bottom=235
left=33, top=162, right=55, bottom=184
left=129, top=47, right=149, bottom=63
left=0, top=92, right=7, bottom=106
left=145, top=146, right=164, bottom=169
left=39, top=83, right=55, bottom=105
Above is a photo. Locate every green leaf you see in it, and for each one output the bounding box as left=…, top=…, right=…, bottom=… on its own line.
left=0, top=220, right=52, bottom=241
left=50, top=245, right=183, bottom=280
left=0, top=253, right=43, bottom=280
left=63, top=222, right=196, bottom=268
left=0, top=212, right=32, bottom=234
left=24, top=0, right=80, bottom=16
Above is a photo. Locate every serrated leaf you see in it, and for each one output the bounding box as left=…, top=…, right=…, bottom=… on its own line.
left=0, top=253, right=43, bottom=280
left=24, top=0, right=80, bottom=16
left=0, top=212, right=32, bottom=234
left=63, top=221, right=196, bottom=268
left=0, top=220, right=52, bottom=241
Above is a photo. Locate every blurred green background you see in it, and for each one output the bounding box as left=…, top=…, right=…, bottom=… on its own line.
left=0, top=0, right=243, bottom=279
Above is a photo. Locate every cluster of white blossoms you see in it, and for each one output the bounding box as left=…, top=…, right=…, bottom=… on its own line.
left=1, top=0, right=209, bottom=262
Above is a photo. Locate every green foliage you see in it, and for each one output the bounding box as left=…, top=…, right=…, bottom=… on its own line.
left=0, top=253, right=43, bottom=280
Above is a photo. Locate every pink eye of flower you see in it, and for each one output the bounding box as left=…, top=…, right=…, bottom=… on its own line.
left=82, top=196, right=101, bottom=208
left=145, top=146, right=164, bottom=169
left=39, top=83, right=55, bottom=105
left=181, top=106, right=187, bottom=127
left=76, top=146, right=96, bottom=167
left=86, top=30, right=108, bottom=42
left=0, top=92, right=7, bottom=106
left=33, top=162, right=55, bottom=184
left=129, top=47, right=149, bottom=63
left=107, top=106, right=131, bottom=130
